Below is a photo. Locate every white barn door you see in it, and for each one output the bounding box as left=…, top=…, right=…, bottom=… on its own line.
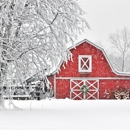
left=70, top=79, right=99, bottom=100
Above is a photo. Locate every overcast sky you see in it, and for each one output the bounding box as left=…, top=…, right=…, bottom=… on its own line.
left=77, top=0, right=130, bottom=50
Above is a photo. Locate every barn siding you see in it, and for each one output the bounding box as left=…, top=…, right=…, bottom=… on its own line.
left=100, top=79, right=130, bottom=99
left=56, top=42, right=117, bottom=77
left=49, top=40, right=130, bottom=99
left=56, top=79, right=70, bottom=99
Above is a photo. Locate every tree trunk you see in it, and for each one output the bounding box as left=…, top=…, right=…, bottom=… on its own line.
left=0, top=67, right=5, bottom=109
left=122, top=52, right=125, bottom=72
left=0, top=47, right=6, bottom=109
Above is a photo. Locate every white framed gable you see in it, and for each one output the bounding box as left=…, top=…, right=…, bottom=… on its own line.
left=78, top=55, right=92, bottom=73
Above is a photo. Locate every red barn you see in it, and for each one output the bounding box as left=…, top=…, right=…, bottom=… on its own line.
left=49, top=39, right=130, bottom=100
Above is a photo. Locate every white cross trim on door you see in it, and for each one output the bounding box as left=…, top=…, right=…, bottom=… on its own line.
left=70, top=79, right=99, bottom=100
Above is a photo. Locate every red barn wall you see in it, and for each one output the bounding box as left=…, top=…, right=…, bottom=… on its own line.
left=56, top=79, right=70, bottom=99
left=100, top=79, right=130, bottom=99
left=49, top=41, right=130, bottom=99
left=56, top=41, right=117, bottom=77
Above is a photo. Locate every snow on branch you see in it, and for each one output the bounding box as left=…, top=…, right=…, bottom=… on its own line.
left=0, top=0, right=89, bottom=85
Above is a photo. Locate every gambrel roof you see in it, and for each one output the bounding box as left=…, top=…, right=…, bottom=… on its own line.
left=54, top=39, right=130, bottom=77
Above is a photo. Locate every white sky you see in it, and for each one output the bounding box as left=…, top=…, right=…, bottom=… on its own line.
left=77, top=0, right=130, bottom=50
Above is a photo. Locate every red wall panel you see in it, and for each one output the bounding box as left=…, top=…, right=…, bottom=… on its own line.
left=56, top=79, right=70, bottom=99
left=49, top=41, right=130, bottom=99
left=100, top=80, right=130, bottom=99
left=56, top=42, right=117, bottom=77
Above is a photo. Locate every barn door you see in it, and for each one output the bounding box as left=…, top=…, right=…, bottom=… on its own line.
left=70, top=79, right=99, bottom=100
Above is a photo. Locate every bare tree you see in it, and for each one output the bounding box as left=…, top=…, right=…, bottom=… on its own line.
left=0, top=0, right=89, bottom=108
left=109, top=27, right=130, bottom=72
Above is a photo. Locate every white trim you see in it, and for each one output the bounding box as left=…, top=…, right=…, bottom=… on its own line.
left=55, top=77, right=130, bottom=80
left=70, top=79, right=99, bottom=100
left=97, top=80, right=100, bottom=99
left=70, top=80, right=72, bottom=99
left=87, top=91, right=98, bottom=99
left=54, top=75, right=56, bottom=98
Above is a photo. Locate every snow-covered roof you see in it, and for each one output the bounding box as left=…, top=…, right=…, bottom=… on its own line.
left=54, top=39, right=130, bottom=77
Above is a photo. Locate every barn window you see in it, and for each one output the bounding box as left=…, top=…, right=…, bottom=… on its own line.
left=78, top=55, right=92, bottom=73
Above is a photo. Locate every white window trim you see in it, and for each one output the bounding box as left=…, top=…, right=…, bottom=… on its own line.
left=78, top=55, right=92, bottom=73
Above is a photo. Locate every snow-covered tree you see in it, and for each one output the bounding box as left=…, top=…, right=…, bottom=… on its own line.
left=108, top=27, right=130, bottom=72
left=0, top=0, right=89, bottom=108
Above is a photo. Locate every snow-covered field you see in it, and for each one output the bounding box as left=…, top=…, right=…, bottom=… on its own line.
left=1, top=99, right=130, bottom=130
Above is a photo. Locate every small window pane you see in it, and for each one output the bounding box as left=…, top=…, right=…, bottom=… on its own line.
left=78, top=55, right=92, bottom=72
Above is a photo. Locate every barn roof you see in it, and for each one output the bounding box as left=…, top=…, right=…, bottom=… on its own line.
left=54, top=39, right=130, bottom=77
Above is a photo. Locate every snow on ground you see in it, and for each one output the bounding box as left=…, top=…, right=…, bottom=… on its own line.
left=0, top=99, right=130, bottom=130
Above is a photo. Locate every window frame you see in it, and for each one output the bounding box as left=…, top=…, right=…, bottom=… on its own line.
left=78, top=55, right=92, bottom=73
